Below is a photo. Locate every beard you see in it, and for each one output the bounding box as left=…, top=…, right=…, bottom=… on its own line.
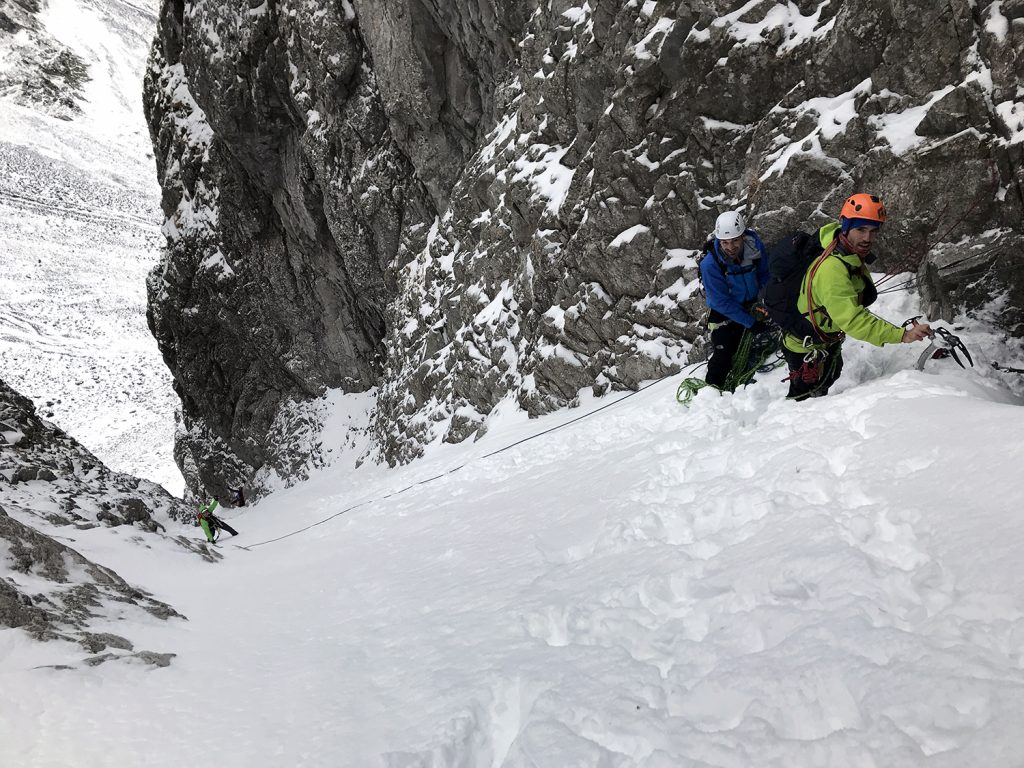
left=840, top=232, right=873, bottom=258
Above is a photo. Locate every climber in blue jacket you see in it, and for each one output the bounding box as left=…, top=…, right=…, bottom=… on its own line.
left=698, top=210, right=771, bottom=389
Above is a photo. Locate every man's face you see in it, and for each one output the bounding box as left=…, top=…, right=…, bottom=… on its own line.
left=845, top=225, right=878, bottom=257
left=720, top=235, right=744, bottom=260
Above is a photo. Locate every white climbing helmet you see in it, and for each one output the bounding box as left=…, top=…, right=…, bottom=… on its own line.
left=714, top=210, right=746, bottom=240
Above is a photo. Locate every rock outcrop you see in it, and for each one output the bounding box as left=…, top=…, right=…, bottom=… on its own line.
left=144, top=0, right=429, bottom=495
left=0, top=376, right=190, bottom=528
left=0, top=505, right=182, bottom=664
left=144, top=0, right=1024, bottom=489
left=1, top=375, right=188, bottom=663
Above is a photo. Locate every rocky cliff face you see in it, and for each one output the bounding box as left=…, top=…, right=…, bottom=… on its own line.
left=1, top=375, right=192, bottom=665
left=144, top=0, right=1024, bottom=491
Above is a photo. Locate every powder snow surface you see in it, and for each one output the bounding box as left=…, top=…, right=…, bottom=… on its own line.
left=0, top=0, right=180, bottom=493
left=3, top=319, right=1024, bottom=766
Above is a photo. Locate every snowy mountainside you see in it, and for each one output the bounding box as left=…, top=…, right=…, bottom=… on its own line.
left=0, top=0, right=180, bottom=492
left=4, top=301, right=1024, bottom=765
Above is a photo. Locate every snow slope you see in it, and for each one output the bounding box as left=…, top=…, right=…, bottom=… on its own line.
left=0, top=0, right=180, bottom=493
left=3, top=4, right=1024, bottom=765
left=4, top=297, right=1024, bottom=766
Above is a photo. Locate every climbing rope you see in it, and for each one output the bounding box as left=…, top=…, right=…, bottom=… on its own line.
left=676, top=327, right=783, bottom=406
left=241, top=374, right=674, bottom=550
left=675, top=377, right=707, bottom=405
left=876, top=277, right=916, bottom=295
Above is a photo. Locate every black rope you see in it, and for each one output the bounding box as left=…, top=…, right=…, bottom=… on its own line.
left=240, top=375, right=673, bottom=550
left=877, top=278, right=916, bottom=295
left=992, top=362, right=1024, bottom=375
left=875, top=160, right=1000, bottom=288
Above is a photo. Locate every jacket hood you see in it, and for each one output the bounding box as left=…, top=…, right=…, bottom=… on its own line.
left=818, top=222, right=842, bottom=248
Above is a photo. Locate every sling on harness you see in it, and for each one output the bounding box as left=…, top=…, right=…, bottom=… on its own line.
left=785, top=354, right=825, bottom=384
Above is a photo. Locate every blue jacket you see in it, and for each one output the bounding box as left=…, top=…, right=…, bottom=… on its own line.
left=699, top=230, right=770, bottom=327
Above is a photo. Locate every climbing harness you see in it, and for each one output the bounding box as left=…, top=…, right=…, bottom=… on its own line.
left=784, top=348, right=826, bottom=385
left=780, top=345, right=842, bottom=399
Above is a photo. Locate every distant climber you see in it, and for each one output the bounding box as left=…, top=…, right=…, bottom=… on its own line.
left=764, top=193, right=933, bottom=400
left=197, top=499, right=239, bottom=543
left=228, top=486, right=246, bottom=507
left=699, top=210, right=772, bottom=390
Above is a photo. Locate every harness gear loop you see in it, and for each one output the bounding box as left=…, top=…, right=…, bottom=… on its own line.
left=803, top=348, right=823, bottom=363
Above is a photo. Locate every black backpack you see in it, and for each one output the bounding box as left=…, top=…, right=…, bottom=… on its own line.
left=695, top=239, right=722, bottom=294
left=764, top=231, right=831, bottom=342
left=765, top=230, right=878, bottom=343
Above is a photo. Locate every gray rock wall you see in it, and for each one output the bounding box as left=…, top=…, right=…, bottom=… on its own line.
left=144, top=0, right=432, bottom=494
left=146, top=0, right=1024, bottom=488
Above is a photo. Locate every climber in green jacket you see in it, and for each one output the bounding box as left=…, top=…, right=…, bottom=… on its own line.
left=766, top=193, right=933, bottom=400
left=196, top=499, right=239, bottom=543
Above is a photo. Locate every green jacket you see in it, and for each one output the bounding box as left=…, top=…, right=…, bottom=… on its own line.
left=197, top=499, right=218, bottom=542
left=783, top=222, right=905, bottom=353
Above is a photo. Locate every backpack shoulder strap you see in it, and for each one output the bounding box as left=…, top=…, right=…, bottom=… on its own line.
left=698, top=240, right=728, bottom=282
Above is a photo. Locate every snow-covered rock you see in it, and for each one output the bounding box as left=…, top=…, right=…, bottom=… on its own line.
left=0, top=374, right=190, bottom=663
left=0, top=0, right=89, bottom=118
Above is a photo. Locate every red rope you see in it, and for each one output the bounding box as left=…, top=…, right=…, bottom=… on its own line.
left=806, top=237, right=840, bottom=343
left=783, top=359, right=823, bottom=383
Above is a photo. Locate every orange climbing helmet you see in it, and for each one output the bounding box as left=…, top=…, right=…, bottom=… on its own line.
left=840, top=193, right=887, bottom=224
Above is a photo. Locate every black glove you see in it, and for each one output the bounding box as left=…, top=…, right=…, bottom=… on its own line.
left=750, top=320, right=770, bottom=335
